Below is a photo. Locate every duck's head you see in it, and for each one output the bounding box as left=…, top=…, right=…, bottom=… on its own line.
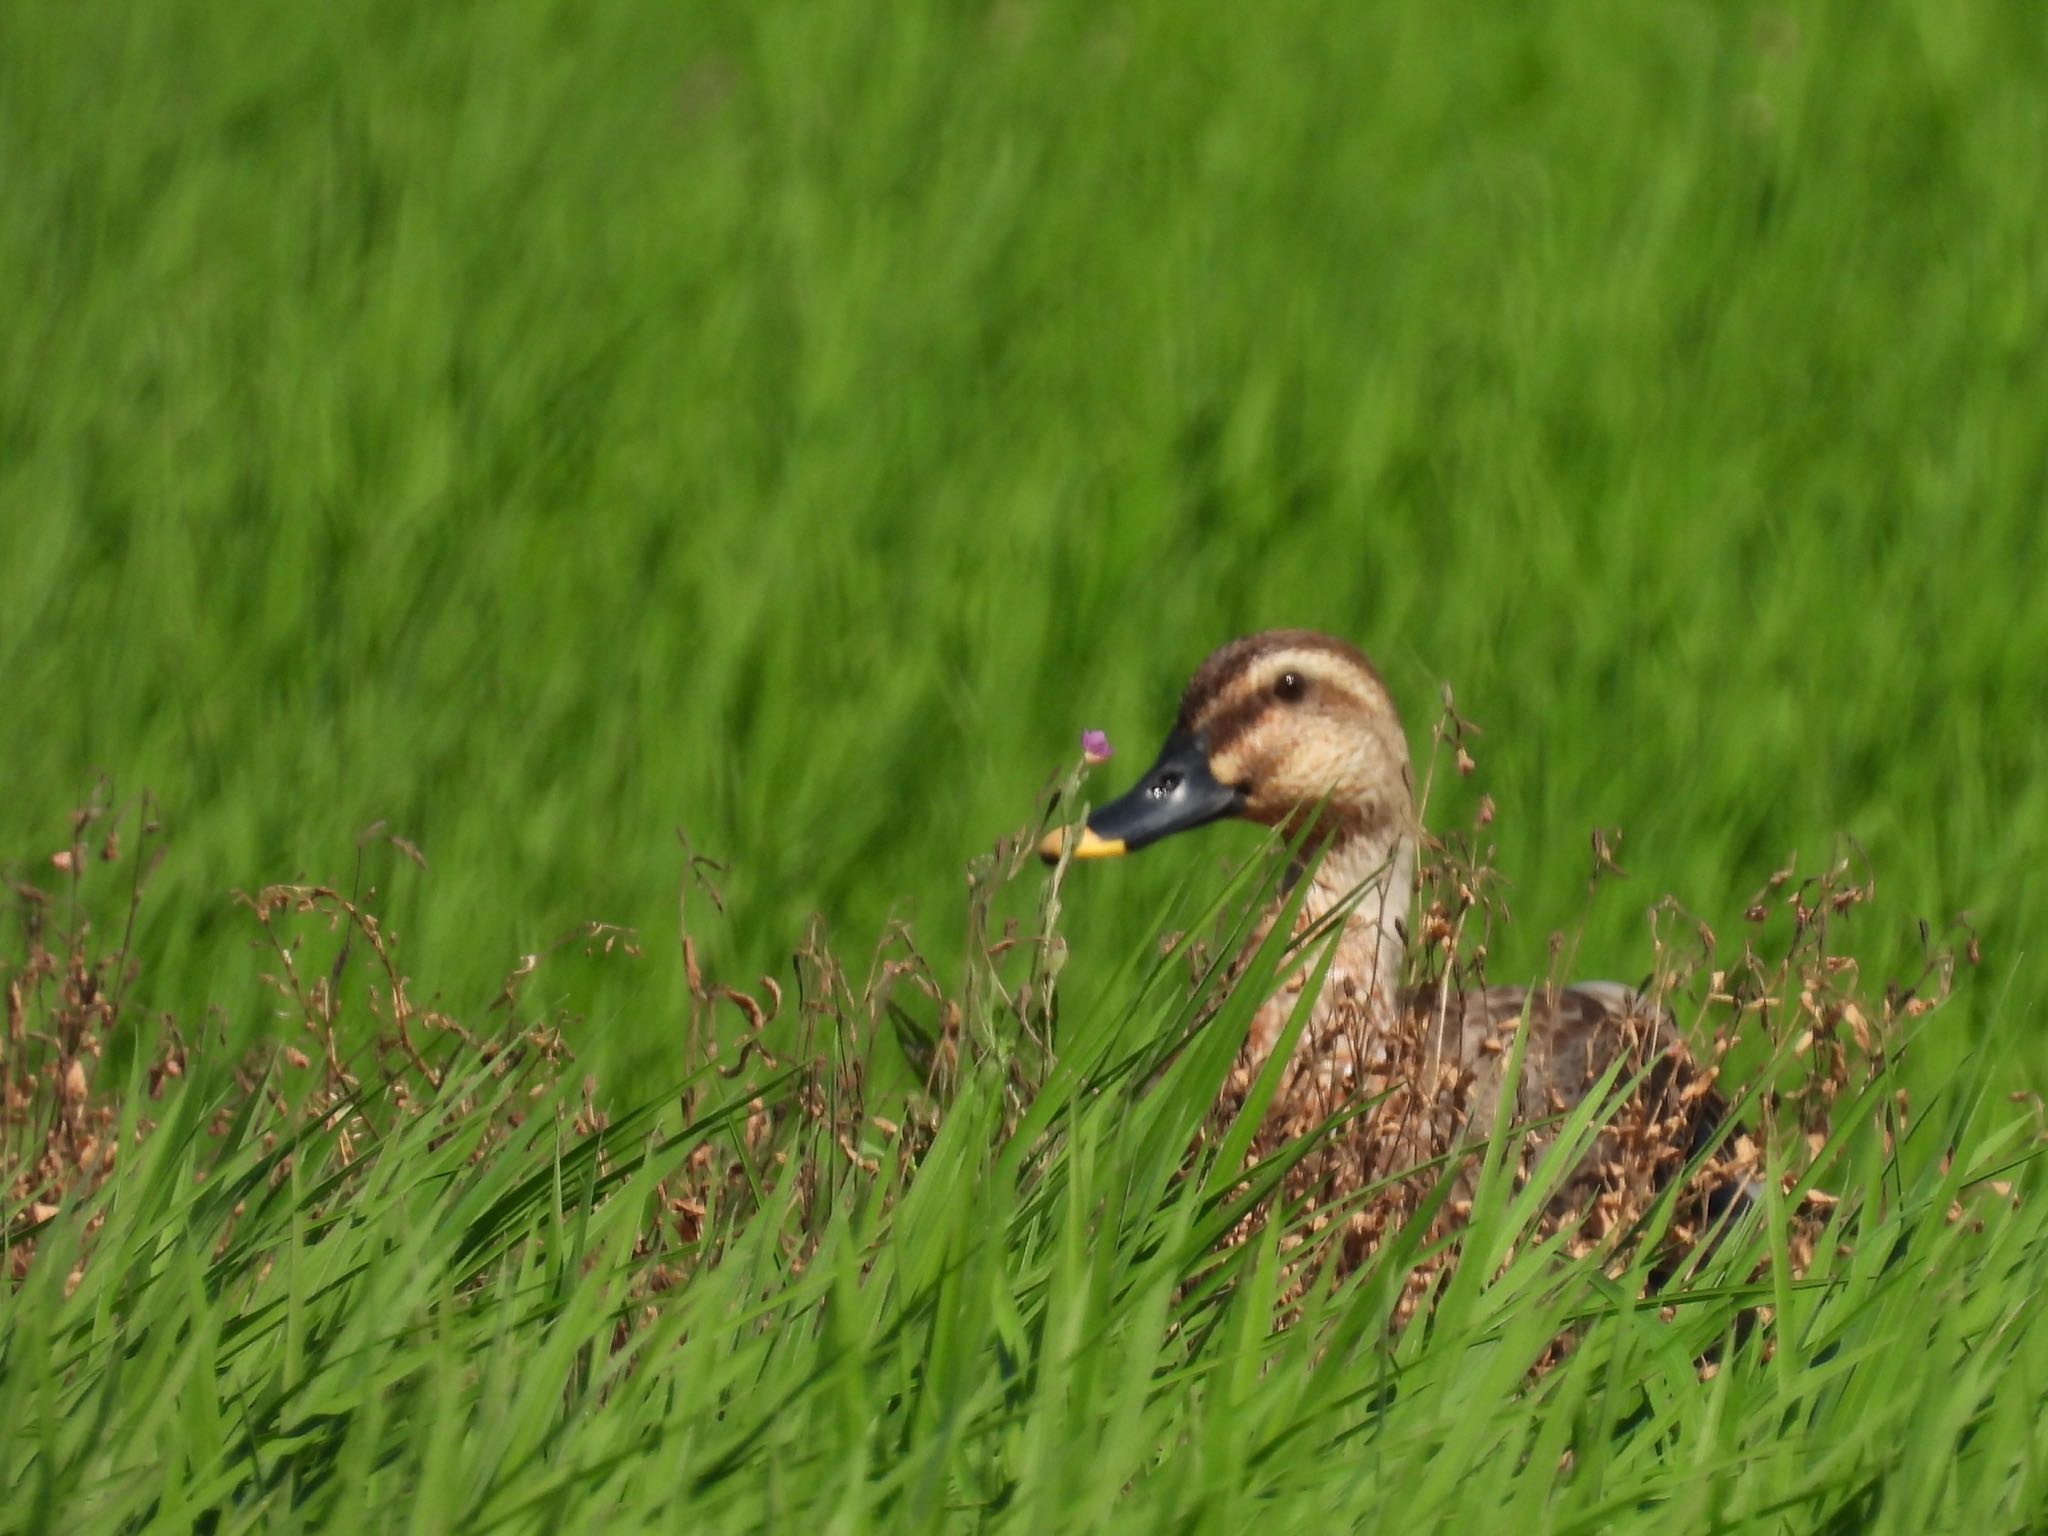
left=1040, top=629, right=1414, bottom=864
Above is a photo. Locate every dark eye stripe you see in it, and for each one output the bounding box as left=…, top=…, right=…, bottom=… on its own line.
left=1176, top=631, right=1389, bottom=727
left=1199, top=696, right=1280, bottom=759
left=1191, top=676, right=1381, bottom=758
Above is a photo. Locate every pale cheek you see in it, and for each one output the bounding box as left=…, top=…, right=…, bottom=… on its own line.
left=1284, top=738, right=1363, bottom=803
left=1242, top=741, right=1363, bottom=822
left=1217, top=716, right=1412, bottom=825
left=1246, top=729, right=1413, bottom=826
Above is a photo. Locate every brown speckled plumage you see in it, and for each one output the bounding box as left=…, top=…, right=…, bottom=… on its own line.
left=1050, top=629, right=1742, bottom=1292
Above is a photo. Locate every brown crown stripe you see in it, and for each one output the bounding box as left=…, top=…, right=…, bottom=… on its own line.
left=1177, top=631, right=1389, bottom=738
left=1176, top=629, right=1386, bottom=728
left=1190, top=683, right=1373, bottom=750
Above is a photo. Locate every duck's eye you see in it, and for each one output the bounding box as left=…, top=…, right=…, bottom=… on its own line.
left=1274, top=671, right=1307, bottom=703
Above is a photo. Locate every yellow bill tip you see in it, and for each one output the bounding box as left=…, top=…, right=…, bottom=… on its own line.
left=1037, top=825, right=1128, bottom=864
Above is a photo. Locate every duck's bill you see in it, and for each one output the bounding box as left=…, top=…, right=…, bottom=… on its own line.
left=1038, top=731, right=1244, bottom=864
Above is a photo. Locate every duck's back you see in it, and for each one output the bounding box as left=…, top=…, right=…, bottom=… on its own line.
left=1398, top=979, right=1718, bottom=1167
left=1407, top=979, right=1654, bottom=1096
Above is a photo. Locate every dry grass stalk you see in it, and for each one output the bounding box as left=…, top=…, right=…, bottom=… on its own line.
left=4, top=766, right=1988, bottom=1368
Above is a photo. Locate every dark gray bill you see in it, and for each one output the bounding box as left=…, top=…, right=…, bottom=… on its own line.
left=1038, top=730, right=1244, bottom=862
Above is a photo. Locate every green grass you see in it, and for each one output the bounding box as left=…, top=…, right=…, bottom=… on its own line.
left=5, top=822, right=2044, bottom=1532
left=5, top=0, right=2048, bottom=1528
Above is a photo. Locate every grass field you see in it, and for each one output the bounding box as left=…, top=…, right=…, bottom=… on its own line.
left=5, top=0, right=2048, bottom=1529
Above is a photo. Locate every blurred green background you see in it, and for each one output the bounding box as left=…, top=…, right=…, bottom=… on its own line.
left=3, top=0, right=2043, bottom=1089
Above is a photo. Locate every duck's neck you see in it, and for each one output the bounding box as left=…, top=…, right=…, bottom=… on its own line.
left=1245, top=822, right=1415, bottom=1070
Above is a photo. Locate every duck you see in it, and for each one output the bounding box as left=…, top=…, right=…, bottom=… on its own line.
left=1039, top=628, right=1732, bottom=1265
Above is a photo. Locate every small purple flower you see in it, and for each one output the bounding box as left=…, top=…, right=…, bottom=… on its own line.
left=1080, top=729, right=1113, bottom=764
